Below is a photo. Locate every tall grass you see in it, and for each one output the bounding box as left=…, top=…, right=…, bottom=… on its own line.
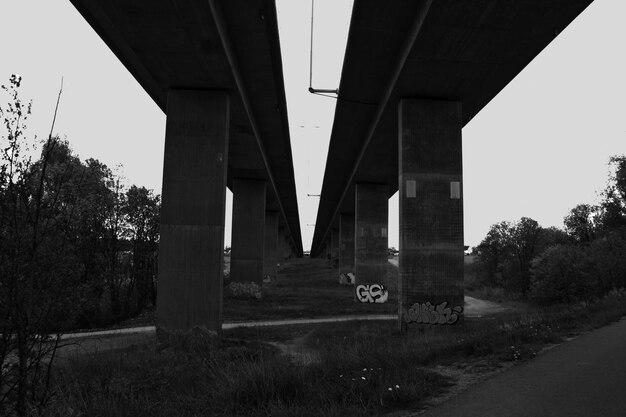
left=43, top=290, right=626, bottom=416
left=46, top=339, right=449, bottom=417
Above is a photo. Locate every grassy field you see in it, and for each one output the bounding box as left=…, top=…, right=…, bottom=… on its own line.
left=40, top=257, right=626, bottom=417
left=45, top=290, right=626, bottom=417
left=121, top=256, right=399, bottom=327
left=223, top=257, right=398, bottom=321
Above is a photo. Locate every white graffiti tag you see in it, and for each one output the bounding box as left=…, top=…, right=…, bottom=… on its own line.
left=356, top=284, right=388, bottom=303
left=403, top=301, right=463, bottom=324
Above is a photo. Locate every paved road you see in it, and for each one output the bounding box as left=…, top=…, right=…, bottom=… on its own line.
left=421, top=317, right=626, bottom=417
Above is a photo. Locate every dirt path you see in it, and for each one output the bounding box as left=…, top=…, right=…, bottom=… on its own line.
left=57, top=300, right=509, bottom=361
left=57, top=257, right=511, bottom=355
left=464, top=296, right=509, bottom=316
left=387, top=257, right=511, bottom=317
left=59, top=297, right=506, bottom=343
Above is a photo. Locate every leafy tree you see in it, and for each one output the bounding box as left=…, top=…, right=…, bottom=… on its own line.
left=509, top=217, right=542, bottom=296
left=126, top=185, right=160, bottom=312
left=100, top=167, right=128, bottom=319
left=476, top=217, right=549, bottom=297
left=597, top=155, right=626, bottom=232
left=475, top=221, right=514, bottom=287
left=537, top=226, right=569, bottom=250
left=564, top=203, right=598, bottom=243
left=587, top=232, right=626, bottom=292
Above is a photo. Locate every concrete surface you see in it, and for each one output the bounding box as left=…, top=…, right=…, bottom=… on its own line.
left=156, top=90, right=228, bottom=334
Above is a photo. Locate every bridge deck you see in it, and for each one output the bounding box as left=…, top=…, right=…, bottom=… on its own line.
left=312, top=0, right=594, bottom=255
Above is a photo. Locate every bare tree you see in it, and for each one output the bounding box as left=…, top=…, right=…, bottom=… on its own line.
left=0, top=75, right=75, bottom=416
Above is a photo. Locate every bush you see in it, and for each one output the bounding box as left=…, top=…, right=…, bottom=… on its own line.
left=530, top=244, right=596, bottom=303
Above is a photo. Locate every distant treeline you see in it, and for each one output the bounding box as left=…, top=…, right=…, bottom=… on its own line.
left=473, top=155, right=626, bottom=303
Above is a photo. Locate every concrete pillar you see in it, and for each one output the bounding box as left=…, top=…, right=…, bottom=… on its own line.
left=230, top=178, right=266, bottom=285
left=355, top=183, right=388, bottom=286
left=277, top=227, right=287, bottom=261
left=284, top=234, right=290, bottom=260
left=263, top=211, right=279, bottom=281
left=398, top=98, right=464, bottom=328
left=339, top=213, right=355, bottom=276
left=331, top=228, right=340, bottom=267
left=156, top=90, right=229, bottom=336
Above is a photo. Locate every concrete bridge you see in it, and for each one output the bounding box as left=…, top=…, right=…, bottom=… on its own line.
left=72, top=0, right=595, bottom=335
left=310, top=0, right=594, bottom=327
left=70, top=0, right=303, bottom=335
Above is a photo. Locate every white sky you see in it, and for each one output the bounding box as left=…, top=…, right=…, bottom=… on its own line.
left=0, top=0, right=624, bottom=251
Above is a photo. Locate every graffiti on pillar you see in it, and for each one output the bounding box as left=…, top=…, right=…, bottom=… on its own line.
left=356, top=284, right=388, bottom=303
left=403, top=301, right=463, bottom=324
left=228, top=282, right=262, bottom=299
left=339, top=272, right=355, bottom=285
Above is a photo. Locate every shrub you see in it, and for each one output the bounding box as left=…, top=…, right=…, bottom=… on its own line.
left=530, top=244, right=596, bottom=303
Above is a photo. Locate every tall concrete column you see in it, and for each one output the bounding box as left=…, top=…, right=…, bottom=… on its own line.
left=339, top=213, right=355, bottom=276
left=263, top=211, right=279, bottom=281
left=283, top=234, right=291, bottom=260
left=230, top=179, right=266, bottom=285
left=331, top=228, right=340, bottom=267
left=156, top=90, right=229, bottom=336
left=277, top=227, right=287, bottom=260
left=398, top=98, right=464, bottom=328
left=355, top=183, right=388, bottom=286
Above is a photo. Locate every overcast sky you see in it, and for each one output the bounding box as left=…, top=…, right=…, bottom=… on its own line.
left=1, top=0, right=624, bottom=251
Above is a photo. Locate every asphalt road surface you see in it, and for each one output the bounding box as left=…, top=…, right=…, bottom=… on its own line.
left=421, top=317, right=626, bottom=417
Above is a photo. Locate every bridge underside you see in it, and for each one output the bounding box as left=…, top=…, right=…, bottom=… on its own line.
left=71, top=0, right=303, bottom=335
left=312, top=0, right=594, bottom=326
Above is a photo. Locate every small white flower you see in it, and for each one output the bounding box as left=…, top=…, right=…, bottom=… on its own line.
left=361, top=376, right=366, bottom=380
left=339, top=375, right=343, bottom=378
left=363, top=368, right=367, bottom=372
left=395, top=385, right=400, bottom=389
left=388, top=387, right=393, bottom=391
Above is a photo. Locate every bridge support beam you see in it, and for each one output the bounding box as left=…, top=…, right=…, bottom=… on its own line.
left=355, top=183, right=388, bottom=287
left=156, top=90, right=229, bottom=336
left=231, top=178, right=266, bottom=286
left=339, top=213, right=355, bottom=277
left=398, top=98, right=464, bottom=329
left=263, top=211, right=279, bottom=281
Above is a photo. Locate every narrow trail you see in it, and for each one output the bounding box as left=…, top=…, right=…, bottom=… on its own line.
left=57, top=257, right=512, bottom=357
left=59, top=298, right=506, bottom=342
